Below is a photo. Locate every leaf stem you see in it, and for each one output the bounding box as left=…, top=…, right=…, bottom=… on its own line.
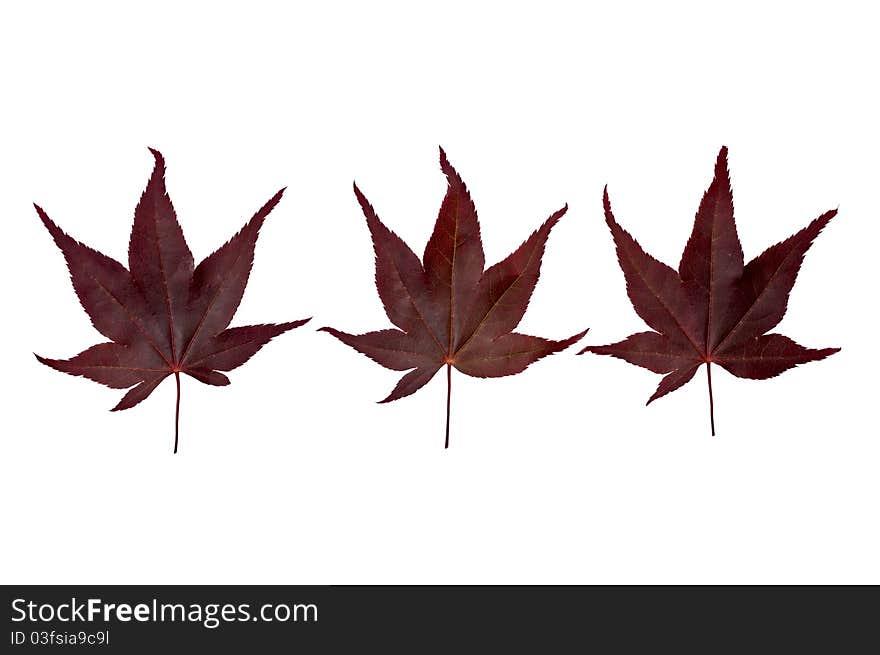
left=706, top=362, right=716, bottom=437
left=445, top=364, right=452, bottom=449
left=173, top=371, right=181, bottom=454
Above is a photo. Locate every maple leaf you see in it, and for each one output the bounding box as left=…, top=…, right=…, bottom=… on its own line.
left=35, top=149, right=309, bottom=453
left=321, top=148, right=587, bottom=448
left=582, top=146, right=839, bottom=435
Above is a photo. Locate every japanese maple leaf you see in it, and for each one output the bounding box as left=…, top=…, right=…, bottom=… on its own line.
left=582, top=146, right=838, bottom=435
left=321, top=148, right=586, bottom=448
left=35, top=149, right=309, bottom=453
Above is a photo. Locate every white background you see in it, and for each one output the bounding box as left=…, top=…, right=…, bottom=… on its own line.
left=1, top=1, right=876, bottom=584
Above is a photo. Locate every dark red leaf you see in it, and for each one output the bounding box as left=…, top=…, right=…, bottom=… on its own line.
left=321, top=148, right=586, bottom=447
left=35, top=149, right=310, bottom=452
left=582, top=147, right=839, bottom=434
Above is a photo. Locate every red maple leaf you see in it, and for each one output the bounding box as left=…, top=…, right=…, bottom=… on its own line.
left=321, top=148, right=586, bottom=447
left=35, top=149, right=309, bottom=452
left=582, top=147, right=839, bottom=434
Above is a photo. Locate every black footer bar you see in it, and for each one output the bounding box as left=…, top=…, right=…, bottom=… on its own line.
left=1, top=585, right=874, bottom=652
